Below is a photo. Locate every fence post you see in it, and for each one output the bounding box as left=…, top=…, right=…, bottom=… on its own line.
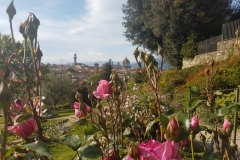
left=233, top=88, right=239, bottom=143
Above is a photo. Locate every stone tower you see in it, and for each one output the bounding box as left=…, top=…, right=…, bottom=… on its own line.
left=94, top=63, right=99, bottom=74
left=74, top=53, right=77, bottom=65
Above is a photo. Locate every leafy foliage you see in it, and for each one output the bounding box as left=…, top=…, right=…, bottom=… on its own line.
left=42, top=73, right=73, bottom=107
left=122, top=0, right=234, bottom=68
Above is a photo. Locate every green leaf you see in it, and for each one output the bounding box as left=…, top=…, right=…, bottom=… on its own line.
left=206, top=113, right=218, bottom=120
left=78, top=142, right=102, bottom=159
left=24, top=141, right=51, bottom=158
left=202, top=152, right=220, bottom=160
left=160, top=115, right=169, bottom=129
left=189, top=99, right=203, bottom=110
left=165, top=109, right=177, bottom=116
left=145, top=117, right=160, bottom=135
left=189, top=86, right=201, bottom=95
left=123, top=127, right=131, bottom=136
left=15, top=113, right=33, bottom=124
left=4, top=147, right=17, bottom=158
left=59, top=134, right=82, bottom=151
left=85, top=125, right=101, bottom=140
left=176, top=113, right=190, bottom=142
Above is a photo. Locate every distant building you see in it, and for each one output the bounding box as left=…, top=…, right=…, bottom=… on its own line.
left=122, top=57, right=131, bottom=69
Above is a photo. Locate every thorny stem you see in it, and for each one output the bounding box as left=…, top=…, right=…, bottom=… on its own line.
left=9, top=19, right=16, bottom=54
left=23, top=37, right=27, bottom=65
left=1, top=108, right=8, bottom=160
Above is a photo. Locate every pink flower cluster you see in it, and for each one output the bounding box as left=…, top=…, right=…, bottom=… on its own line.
left=93, top=80, right=113, bottom=100
left=73, top=102, right=91, bottom=119
left=8, top=114, right=36, bottom=138
left=126, top=140, right=181, bottom=160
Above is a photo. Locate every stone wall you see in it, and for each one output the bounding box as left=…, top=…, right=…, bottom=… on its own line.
left=182, top=39, right=240, bottom=69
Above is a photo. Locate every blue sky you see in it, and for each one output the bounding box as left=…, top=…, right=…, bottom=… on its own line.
left=0, top=0, right=136, bottom=64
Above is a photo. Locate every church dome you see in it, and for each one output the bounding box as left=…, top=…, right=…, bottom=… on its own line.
left=122, top=57, right=130, bottom=65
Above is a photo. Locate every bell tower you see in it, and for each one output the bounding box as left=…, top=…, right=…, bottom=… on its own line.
left=74, top=53, right=77, bottom=65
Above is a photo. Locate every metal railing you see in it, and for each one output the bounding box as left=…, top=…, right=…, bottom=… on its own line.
left=197, top=35, right=222, bottom=54
left=197, top=19, right=240, bottom=54
left=222, top=19, right=240, bottom=40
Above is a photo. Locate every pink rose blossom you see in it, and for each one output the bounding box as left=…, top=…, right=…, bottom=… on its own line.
left=73, top=102, right=91, bottom=119
left=126, top=140, right=181, bottom=160
left=10, top=99, right=26, bottom=114
left=8, top=114, right=36, bottom=138
left=223, top=119, right=230, bottom=131
left=93, top=80, right=113, bottom=100
left=190, top=115, right=199, bottom=132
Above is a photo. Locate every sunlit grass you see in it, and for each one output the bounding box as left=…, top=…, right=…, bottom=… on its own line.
left=56, top=109, right=74, bottom=117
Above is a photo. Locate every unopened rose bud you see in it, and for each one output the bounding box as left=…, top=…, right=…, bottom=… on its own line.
left=0, top=79, right=12, bottom=109
left=190, top=115, right=199, bottom=134
left=128, top=142, right=140, bottom=159
left=167, top=117, right=180, bottom=137
left=223, top=119, right=231, bottom=131
left=25, top=21, right=37, bottom=42
left=204, top=68, right=210, bottom=76
left=133, top=47, right=140, bottom=59
left=35, top=42, right=43, bottom=61
left=6, top=0, right=16, bottom=20
left=140, top=51, right=145, bottom=62
left=75, top=92, right=82, bottom=102
left=29, top=13, right=40, bottom=29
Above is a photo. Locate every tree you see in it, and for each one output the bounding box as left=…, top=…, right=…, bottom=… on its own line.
left=122, top=0, right=234, bottom=68
left=42, top=73, right=73, bottom=108
left=101, top=62, right=112, bottom=81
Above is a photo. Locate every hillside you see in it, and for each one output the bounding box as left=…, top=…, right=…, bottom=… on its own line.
left=159, top=54, right=240, bottom=109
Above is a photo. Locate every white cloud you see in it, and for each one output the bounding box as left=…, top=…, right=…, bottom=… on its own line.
left=0, top=0, right=136, bottom=64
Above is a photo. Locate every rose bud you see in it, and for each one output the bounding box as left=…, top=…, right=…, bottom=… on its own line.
left=6, top=0, right=16, bottom=20
left=190, top=115, right=199, bottom=134
left=223, top=119, right=230, bottom=131
left=128, top=142, right=140, bottom=159
left=167, top=117, right=180, bottom=138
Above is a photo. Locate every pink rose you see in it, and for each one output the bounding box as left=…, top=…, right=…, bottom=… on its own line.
left=126, top=140, right=181, bottom=160
left=8, top=114, right=36, bottom=138
left=223, top=119, right=230, bottom=131
left=190, top=115, right=199, bottom=133
left=93, top=80, right=113, bottom=100
left=73, top=102, right=91, bottom=119
left=10, top=99, right=26, bottom=114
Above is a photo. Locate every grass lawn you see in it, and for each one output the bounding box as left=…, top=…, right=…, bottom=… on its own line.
left=56, top=109, right=74, bottom=117
left=47, top=122, right=87, bottom=159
